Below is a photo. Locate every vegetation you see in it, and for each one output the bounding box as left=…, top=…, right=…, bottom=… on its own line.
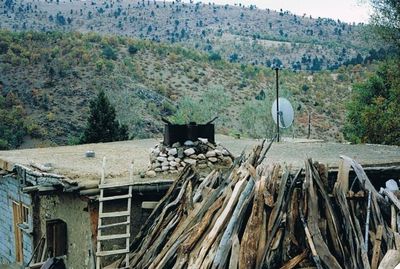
left=0, top=29, right=380, bottom=147
left=169, top=85, right=229, bottom=125
left=80, top=90, right=128, bottom=144
left=344, top=1, right=400, bottom=145
left=370, top=0, right=400, bottom=49
left=0, top=93, right=26, bottom=149
left=345, top=60, right=400, bottom=145
left=0, top=0, right=387, bottom=70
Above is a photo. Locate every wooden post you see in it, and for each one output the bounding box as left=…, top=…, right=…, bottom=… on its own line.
left=391, top=205, right=397, bottom=232
left=307, top=111, right=311, bottom=139
left=371, top=225, right=384, bottom=269
left=129, top=159, right=134, bottom=181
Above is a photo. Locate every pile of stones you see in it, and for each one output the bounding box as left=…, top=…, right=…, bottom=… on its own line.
left=146, top=138, right=234, bottom=177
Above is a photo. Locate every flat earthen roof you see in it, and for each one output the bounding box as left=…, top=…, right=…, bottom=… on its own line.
left=0, top=135, right=399, bottom=184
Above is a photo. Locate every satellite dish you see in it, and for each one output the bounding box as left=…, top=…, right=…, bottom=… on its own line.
left=271, top=98, right=294, bottom=128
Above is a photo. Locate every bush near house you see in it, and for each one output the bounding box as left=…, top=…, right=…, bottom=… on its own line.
left=345, top=60, right=400, bottom=145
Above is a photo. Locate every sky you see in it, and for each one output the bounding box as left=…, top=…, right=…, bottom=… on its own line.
left=181, top=0, right=372, bottom=24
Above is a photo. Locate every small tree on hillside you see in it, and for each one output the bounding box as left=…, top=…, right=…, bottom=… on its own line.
left=80, top=91, right=128, bottom=144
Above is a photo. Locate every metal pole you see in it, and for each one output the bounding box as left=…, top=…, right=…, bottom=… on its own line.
left=275, top=68, right=280, bottom=142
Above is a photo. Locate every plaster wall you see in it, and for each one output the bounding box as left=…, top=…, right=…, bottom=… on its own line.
left=0, top=174, right=32, bottom=265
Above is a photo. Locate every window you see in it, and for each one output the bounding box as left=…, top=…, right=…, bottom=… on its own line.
left=22, top=204, right=29, bottom=225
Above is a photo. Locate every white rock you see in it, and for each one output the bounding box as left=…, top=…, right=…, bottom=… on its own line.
left=209, top=157, right=218, bottom=163
left=184, top=140, right=195, bottom=146
left=151, top=148, right=160, bottom=155
left=184, top=158, right=197, bottom=165
left=168, top=148, right=177, bottom=156
left=159, top=152, right=167, bottom=157
left=172, top=142, right=181, bottom=148
left=145, top=170, right=157, bottom=178
left=178, top=167, right=184, bottom=171
left=169, top=166, right=177, bottom=170
left=198, top=137, right=208, bottom=144
left=169, top=161, right=178, bottom=167
left=222, top=149, right=230, bottom=156
left=386, top=179, right=399, bottom=191
left=170, top=170, right=179, bottom=174
left=197, top=154, right=206, bottom=160
left=167, top=156, right=175, bottom=161
left=180, top=161, right=187, bottom=167
left=152, top=162, right=161, bottom=169
left=157, top=156, right=167, bottom=162
left=184, top=148, right=195, bottom=156
left=206, top=150, right=216, bottom=157
left=155, top=168, right=162, bottom=172
left=174, top=158, right=181, bottom=163
left=214, top=149, right=223, bottom=156
left=198, top=163, right=208, bottom=169
left=161, top=166, right=169, bottom=171
left=221, top=156, right=233, bottom=166
left=161, top=161, right=169, bottom=167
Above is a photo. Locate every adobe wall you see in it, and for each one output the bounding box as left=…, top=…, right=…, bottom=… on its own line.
left=38, top=193, right=150, bottom=268
left=39, top=193, right=95, bottom=269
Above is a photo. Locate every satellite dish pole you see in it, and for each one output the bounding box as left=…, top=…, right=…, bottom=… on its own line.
left=272, top=64, right=283, bottom=142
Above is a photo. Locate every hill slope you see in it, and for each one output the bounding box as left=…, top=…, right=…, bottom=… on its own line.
left=0, top=0, right=387, bottom=70
left=0, top=30, right=377, bottom=148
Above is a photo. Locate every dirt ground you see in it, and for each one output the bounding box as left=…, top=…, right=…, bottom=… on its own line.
left=0, top=135, right=399, bottom=183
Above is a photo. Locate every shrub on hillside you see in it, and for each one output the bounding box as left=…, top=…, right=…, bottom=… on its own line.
left=102, top=45, right=118, bottom=60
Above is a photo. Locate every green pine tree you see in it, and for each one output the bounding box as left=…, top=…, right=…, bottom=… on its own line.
left=80, top=90, right=128, bottom=143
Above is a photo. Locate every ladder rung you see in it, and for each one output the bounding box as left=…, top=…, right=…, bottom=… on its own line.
left=96, top=248, right=129, bottom=257
left=98, top=233, right=130, bottom=241
left=98, top=221, right=130, bottom=229
left=100, top=211, right=130, bottom=218
left=99, top=194, right=132, bottom=202
left=99, top=182, right=134, bottom=189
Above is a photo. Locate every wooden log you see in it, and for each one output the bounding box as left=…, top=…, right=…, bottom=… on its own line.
left=305, top=161, right=342, bottom=269
left=181, top=196, right=224, bottom=253
left=151, top=182, right=230, bottom=268
left=282, top=188, right=300, bottom=262
left=378, top=249, right=400, bottom=269
left=371, top=225, right=384, bottom=269
left=188, top=179, right=247, bottom=268
left=239, top=178, right=265, bottom=269
left=337, top=159, right=350, bottom=192
left=309, top=161, right=345, bottom=264
left=212, top=178, right=255, bottom=269
left=392, top=205, right=397, bottom=233
left=280, top=249, right=309, bottom=269
left=130, top=179, right=190, bottom=267
left=383, top=189, right=400, bottom=212
left=334, top=187, right=362, bottom=268
left=256, top=206, right=269, bottom=268
left=229, top=235, right=240, bottom=269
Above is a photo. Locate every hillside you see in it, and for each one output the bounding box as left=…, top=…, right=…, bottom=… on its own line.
left=0, top=30, right=377, bottom=148
left=0, top=0, right=388, bottom=70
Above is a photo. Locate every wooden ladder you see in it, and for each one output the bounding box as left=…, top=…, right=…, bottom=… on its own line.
left=96, top=157, right=133, bottom=269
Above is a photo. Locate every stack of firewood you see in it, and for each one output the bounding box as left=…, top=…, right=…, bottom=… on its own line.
left=113, top=141, right=400, bottom=269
